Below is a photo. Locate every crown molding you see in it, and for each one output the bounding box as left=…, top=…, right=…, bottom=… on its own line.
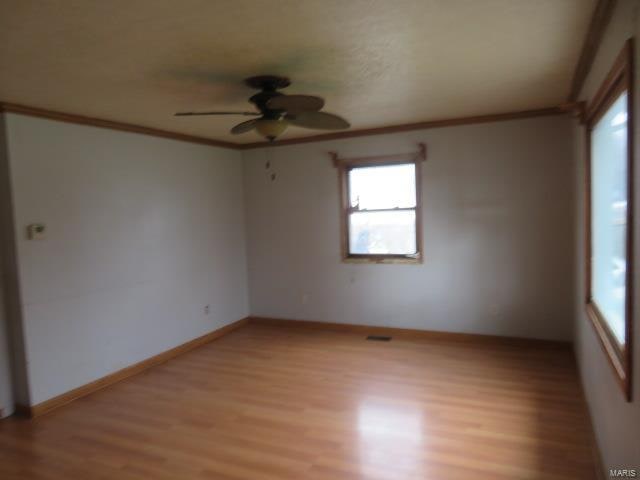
left=239, top=106, right=571, bottom=149
left=1, top=101, right=576, bottom=151
left=568, top=0, right=617, bottom=102
left=0, top=101, right=240, bottom=150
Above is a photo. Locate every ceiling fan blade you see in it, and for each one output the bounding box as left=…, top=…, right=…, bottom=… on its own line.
left=286, top=111, right=350, bottom=130
left=231, top=119, right=258, bottom=134
left=175, top=111, right=260, bottom=116
left=267, top=95, right=325, bottom=114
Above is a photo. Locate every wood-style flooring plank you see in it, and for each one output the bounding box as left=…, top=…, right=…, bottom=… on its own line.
left=0, top=324, right=597, bottom=479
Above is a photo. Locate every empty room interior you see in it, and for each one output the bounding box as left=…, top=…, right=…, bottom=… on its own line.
left=1, top=0, right=639, bottom=478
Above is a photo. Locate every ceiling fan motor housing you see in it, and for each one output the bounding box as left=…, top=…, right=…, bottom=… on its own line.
left=249, top=91, right=285, bottom=119
left=246, top=76, right=290, bottom=119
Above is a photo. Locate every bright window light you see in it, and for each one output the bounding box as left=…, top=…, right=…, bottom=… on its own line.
left=346, top=163, right=419, bottom=256
left=591, top=92, right=628, bottom=345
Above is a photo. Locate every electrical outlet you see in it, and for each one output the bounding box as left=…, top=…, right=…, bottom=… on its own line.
left=204, top=305, right=210, bottom=315
left=302, top=293, right=310, bottom=304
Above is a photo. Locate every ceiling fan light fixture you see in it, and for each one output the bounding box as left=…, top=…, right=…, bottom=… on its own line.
left=255, top=118, right=288, bottom=141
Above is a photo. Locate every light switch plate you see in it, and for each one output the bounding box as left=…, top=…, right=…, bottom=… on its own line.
left=27, top=223, right=46, bottom=240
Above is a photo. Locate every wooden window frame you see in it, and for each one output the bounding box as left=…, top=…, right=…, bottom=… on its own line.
left=331, top=144, right=425, bottom=264
left=584, top=39, right=634, bottom=401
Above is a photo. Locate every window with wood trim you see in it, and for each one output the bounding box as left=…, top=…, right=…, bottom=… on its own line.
left=333, top=145, right=425, bottom=263
left=585, top=39, right=634, bottom=400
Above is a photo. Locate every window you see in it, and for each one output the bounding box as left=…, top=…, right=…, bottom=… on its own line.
left=585, top=40, right=633, bottom=400
left=333, top=145, right=424, bottom=263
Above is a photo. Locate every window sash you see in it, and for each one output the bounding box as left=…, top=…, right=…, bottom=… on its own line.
left=584, top=39, right=634, bottom=401
left=348, top=209, right=418, bottom=256
left=589, top=90, right=628, bottom=348
left=342, top=162, right=422, bottom=261
left=348, top=163, right=417, bottom=210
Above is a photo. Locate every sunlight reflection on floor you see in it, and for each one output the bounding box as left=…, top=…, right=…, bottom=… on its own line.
left=357, top=399, right=424, bottom=479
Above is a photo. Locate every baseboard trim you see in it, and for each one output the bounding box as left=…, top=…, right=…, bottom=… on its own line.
left=249, top=316, right=571, bottom=349
left=16, top=317, right=249, bottom=418
left=572, top=346, right=606, bottom=480
left=15, top=316, right=570, bottom=419
left=588, top=408, right=606, bottom=480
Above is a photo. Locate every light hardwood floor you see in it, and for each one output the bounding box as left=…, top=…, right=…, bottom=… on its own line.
left=0, top=323, right=597, bottom=479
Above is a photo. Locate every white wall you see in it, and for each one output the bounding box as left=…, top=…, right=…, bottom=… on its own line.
left=5, top=114, right=249, bottom=405
left=573, top=0, right=640, bottom=470
left=244, top=115, right=575, bottom=341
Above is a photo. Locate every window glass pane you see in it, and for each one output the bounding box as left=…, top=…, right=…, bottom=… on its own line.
left=349, top=210, right=416, bottom=255
left=349, top=164, right=416, bottom=209
left=591, top=91, right=628, bottom=345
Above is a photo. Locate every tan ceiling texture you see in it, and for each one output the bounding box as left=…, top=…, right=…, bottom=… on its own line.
left=0, top=0, right=595, bottom=143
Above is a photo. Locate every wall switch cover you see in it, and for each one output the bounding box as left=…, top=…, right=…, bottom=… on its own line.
left=27, top=223, right=46, bottom=240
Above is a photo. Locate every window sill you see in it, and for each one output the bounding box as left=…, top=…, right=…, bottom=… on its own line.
left=342, top=255, right=422, bottom=265
left=585, top=301, right=631, bottom=401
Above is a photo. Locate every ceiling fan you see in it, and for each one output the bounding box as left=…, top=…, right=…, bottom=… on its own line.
left=175, top=75, right=350, bottom=141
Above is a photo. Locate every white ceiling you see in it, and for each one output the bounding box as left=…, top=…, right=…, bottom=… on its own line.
left=0, top=0, right=595, bottom=144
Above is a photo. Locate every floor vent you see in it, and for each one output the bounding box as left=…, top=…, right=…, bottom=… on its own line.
left=366, top=335, right=392, bottom=342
